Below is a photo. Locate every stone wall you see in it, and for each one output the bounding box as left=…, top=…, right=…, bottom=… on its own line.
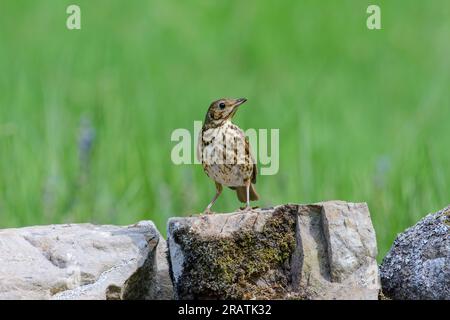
left=0, top=201, right=448, bottom=300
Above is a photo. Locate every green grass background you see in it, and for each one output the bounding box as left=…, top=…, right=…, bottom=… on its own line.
left=0, top=0, right=449, bottom=259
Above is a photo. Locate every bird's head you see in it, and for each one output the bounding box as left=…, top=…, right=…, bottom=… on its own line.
left=203, top=98, right=247, bottom=128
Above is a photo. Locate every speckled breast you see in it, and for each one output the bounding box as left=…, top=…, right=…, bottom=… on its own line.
left=199, top=122, right=253, bottom=187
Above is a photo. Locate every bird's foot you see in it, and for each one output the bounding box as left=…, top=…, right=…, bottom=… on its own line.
left=239, top=205, right=253, bottom=212
left=201, top=208, right=214, bottom=215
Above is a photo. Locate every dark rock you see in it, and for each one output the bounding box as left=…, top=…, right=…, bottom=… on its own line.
left=380, top=206, right=450, bottom=300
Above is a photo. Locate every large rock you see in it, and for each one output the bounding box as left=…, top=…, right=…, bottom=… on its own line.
left=167, top=201, right=380, bottom=300
left=0, top=221, right=172, bottom=300
left=380, top=206, right=450, bottom=300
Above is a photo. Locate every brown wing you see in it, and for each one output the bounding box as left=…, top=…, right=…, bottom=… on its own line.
left=245, top=136, right=257, bottom=184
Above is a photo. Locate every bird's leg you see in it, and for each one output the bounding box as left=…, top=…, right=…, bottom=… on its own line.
left=202, top=182, right=222, bottom=215
left=241, top=181, right=252, bottom=212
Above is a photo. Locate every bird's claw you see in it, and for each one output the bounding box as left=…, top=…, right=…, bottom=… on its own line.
left=201, top=209, right=214, bottom=215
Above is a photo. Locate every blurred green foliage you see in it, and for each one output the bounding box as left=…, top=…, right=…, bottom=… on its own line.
left=0, top=0, right=449, bottom=259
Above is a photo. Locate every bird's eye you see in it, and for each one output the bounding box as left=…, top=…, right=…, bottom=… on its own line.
left=219, top=102, right=226, bottom=110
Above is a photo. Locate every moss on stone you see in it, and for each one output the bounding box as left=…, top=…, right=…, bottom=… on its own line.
left=444, top=214, right=450, bottom=226
left=173, top=207, right=297, bottom=299
left=378, top=290, right=391, bottom=300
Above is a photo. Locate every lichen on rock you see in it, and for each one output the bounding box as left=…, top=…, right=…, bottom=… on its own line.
left=168, top=202, right=380, bottom=300
left=171, top=206, right=297, bottom=299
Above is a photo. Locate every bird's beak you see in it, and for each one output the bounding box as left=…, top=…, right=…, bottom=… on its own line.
left=233, top=98, right=247, bottom=108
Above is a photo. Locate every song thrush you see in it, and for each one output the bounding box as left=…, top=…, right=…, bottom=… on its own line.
left=198, top=98, right=259, bottom=214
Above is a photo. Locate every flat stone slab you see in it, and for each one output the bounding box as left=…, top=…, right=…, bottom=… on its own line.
left=0, top=221, right=172, bottom=300
left=167, top=201, right=380, bottom=300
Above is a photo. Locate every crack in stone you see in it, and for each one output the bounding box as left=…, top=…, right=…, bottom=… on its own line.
left=22, top=235, right=66, bottom=269
left=220, top=216, right=230, bottom=234
left=51, top=258, right=138, bottom=300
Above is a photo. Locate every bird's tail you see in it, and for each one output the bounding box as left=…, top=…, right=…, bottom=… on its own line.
left=235, top=184, right=259, bottom=203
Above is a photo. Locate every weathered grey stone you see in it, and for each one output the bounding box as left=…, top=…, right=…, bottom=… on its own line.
left=167, top=201, right=380, bottom=300
left=291, top=202, right=380, bottom=300
left=380, top=206, right=450, bottom=300
left=154, top=236, right=174, bottom=299
left=0, top=221, right=173, bottom=300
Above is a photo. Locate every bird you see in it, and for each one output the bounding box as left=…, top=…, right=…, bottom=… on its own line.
left=197, top=98, right=259, bottom=214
